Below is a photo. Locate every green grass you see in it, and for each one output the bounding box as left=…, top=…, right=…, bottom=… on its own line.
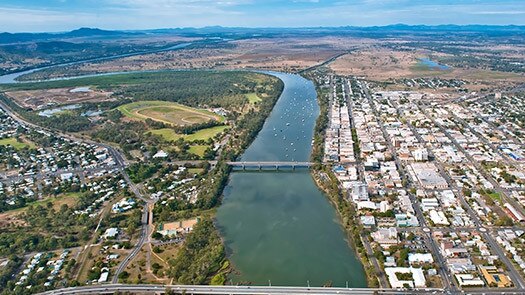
left=189, top=145, right=209, bottom=157
left=0, top=137, right=35, bottom=149
left=5, top=192, right=81, bottom=214
left=245, top=93, right=261, bottom=104
left=117, top=100, right=224, bottom=126
left=188, top=168, right=205, bottom=175
left=149, top=125, right=228, bottom=142
left=488, top=192, right=502, bottom=204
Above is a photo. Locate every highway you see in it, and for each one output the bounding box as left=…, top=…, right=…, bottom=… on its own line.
left=38, top=284, right=447, bottom=295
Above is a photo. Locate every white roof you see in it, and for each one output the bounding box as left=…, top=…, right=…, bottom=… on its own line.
left=98, top=272, right=109, bottom=283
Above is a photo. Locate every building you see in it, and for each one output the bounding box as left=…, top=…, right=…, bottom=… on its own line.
left=153, top=150, right=168, bottom=159
left=102, top=228, right=118, bottom=239
left=421, top=198, right=439, bottom=212
left=408, top=253, right=434, bottom=264
left=455, top=274, right=485, bottom=287
left=409, top=163, right=448, bottom=189
left=479, top=266, right=512, bottom=288
left=504, top=203, right=525, bottom=222
left=360, top=215, right=376, bottom=227
left=371, top=227, right=398, bottom=247
left=385, top=267, right=426, bottom=288
left=157, top=218, right=199, bottom=237
left=413, top=148, right=429, bottom=162
left=350, top=181, right=369, bottom=202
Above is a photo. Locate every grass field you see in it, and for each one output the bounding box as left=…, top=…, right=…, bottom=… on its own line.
left=189, top=145, right=209, bottom=157
left=3, top=192, right=81, bottom=216
left=149, top=125, right=228, bottom=142
left=32, top=192, right=81, bottom=210
left=488, top=192, right=502, bottom=204
left=0, top=137, right=35, bottom=149
left=245, top=93, right=261, bottom=104
left=117, top=100, right=224, bottom=126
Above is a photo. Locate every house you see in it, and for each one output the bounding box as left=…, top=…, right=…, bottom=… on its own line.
left=153, top=150, right=168, bottom=159
left=60, top=173, right=74, bottom=181
left=98, top=271, right=109, bottom=283
left=102, top=228, right=118, bottom=239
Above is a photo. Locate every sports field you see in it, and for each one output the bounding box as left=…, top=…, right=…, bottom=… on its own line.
left=117, top=100, right=224, bottom=126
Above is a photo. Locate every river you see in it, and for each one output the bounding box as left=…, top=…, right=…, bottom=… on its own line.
left=0, top=66, right=367, bottom=287
left=216, top=72, right=366, bottom=287
left=0, top=42, right=192, bottom=84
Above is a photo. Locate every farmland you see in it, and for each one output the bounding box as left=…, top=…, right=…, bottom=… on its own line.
left=117, top=100, right=224, bottom=126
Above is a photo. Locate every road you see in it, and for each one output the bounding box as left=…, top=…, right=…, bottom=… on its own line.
left=37, top=284, right=447, bottom=295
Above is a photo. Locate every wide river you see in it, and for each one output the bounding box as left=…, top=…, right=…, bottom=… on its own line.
left=0, top=67, right=366, bottom=287
left=216, top=72, right=366, bottom=287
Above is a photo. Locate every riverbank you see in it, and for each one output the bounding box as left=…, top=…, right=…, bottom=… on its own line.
left=305, top=72, right=378, bottom=287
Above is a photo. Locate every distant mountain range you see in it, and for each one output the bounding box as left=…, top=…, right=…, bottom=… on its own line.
left=0, top=27, right=139, bottom=44
left=1, top=25, right=524, bottom=44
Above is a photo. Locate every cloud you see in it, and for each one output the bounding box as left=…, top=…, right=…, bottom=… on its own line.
left=0, top=0, right=524, bottom=32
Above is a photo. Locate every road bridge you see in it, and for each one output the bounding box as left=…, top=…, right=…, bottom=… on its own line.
left=227, top=161, right=314, bottom=170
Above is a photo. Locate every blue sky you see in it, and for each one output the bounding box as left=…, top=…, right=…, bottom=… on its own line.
left=0, top=0, right=524, bottom=32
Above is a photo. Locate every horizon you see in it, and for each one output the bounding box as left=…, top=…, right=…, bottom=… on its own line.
left=2, top=23, right=525, bottom=35
left=1, top=0, right=524, bottom=33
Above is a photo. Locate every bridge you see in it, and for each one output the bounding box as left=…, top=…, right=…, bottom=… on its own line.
left=38, top=284, right=449, bottom=295
left=226, top=161, right=314, bottom=170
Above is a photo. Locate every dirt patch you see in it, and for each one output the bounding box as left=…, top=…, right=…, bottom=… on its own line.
left=6, top=87, right=114, bottom=110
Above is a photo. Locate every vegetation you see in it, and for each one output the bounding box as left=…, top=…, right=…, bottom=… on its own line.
left=0, top=256, right=22, bottom=293
left=126, top=163, right=161, bottom=183
left=168, top=219, right=225, bottom=284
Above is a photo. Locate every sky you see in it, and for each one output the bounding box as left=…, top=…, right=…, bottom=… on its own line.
left=0, top=0, right=524, bottom=32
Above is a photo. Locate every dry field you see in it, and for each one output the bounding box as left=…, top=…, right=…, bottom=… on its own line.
left=329, top=46, right=525, bottom=86
left=329, top=47, right=419, bottom=80
left=29, top=37, right=377, bottom=78
left=5, top=87, right=114, bottom=109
